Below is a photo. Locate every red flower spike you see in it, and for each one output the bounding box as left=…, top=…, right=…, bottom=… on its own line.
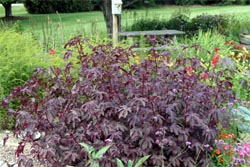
left=214, top=48, right=219, bottom=53
left=49, top=48, right=55, bottom=56
left=186, top=66, right=193, bottom=74
left=211, top=54, right=220, bottom=67
left=202, top=73, right=208, bottom=80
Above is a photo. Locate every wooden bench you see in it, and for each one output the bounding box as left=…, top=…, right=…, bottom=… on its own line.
left=119, top=30, right=185, bottom=38
left=118, top=30, right=185, bottom=51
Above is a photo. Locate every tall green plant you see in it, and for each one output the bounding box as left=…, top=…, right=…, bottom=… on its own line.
left=226, top=16, right=250, bottom=41
left=116, top=155, right=151, bottom=167
left=184, top=30, right=231, bottom=62
left=67, top=142, right=150, bottom=167
left=79, top=142, right=111, bottom=167
left=30, top=13, right=103, bottom=52
left=40, top=14, right=65, bottom=51
left=0, top=29, right=55, bottom=129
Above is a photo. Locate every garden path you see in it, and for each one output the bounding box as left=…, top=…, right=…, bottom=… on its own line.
left=0, top=131, right=43, bottom=167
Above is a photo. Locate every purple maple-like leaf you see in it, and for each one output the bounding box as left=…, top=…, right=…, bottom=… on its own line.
left=3, top=135, right=9, bottom=146
left=15, top=142, right=25, bottom=157
left=2, top=98, right=9, bottom=109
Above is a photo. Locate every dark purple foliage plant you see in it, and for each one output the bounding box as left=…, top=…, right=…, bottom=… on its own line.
left=3, top=37, right=235, bottom=167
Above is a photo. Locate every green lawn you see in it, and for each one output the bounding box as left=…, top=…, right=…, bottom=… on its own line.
left=1, top=4, right=250, bottom=46
left=0, top=4, right=106, bottom=41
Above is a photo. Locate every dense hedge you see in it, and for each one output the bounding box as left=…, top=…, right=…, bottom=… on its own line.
left=129, top=13, right=229, bottom=36
left=23, top=0, right=94, bottom=14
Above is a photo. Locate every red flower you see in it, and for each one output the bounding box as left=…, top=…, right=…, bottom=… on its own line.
left=234, top=45, right=240, bottom=49
left=186, top=66, right=193, bottom=75
left=223, top=144, right=232, bottom=150
left=202, top=73, right=208, bottom=80
left=225, top=41, right=234, bottom=45
left=49, top=48, right=55, bottom=56
left=214, top=48, right=219, bottom=53
left=211, top=54, right=220, bottom=67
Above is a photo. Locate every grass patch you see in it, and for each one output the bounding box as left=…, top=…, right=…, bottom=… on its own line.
left=1, top=4, right=250, bottom=49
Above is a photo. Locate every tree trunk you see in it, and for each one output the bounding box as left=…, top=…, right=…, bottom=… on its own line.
left=100, top=0, right=113, bottom=37
left=99, top=0, right=121, bottom=38
left=2, top=3, right=12, bottom=17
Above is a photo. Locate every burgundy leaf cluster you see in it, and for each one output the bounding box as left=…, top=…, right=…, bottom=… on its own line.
left=3, top=37, right=235, bottom=167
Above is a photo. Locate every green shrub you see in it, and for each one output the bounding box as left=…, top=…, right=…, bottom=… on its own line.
left=129, top=12, right=229, bottom=39
left=183, top=30, right=231, bottom=62
left=166, top=14, right=190, bottom=32
left=189, top=14, right=229, bottom=35
left=184, top=30, right=250, bottom=101
left=0, top=29, right=53, bottom=129
left=56, top=0, right=94, bottom=13
left=130, top=18, right=168, bottom=31
left=155, top=0, right=173, bottom=4
left=232, top=70, right=250, bottom=101
left=125, top=0, right=156, bottom=8
left=225, top=16, right=250, bottom=41
left=128, top=8, right=190, bottom=32
left=23, top=0, right=56, bottom=14
left=174, top=0, right=196, bottom=5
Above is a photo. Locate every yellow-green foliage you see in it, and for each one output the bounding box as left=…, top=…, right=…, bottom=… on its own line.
left=0, top=29, right=62, bottom=129
left=232, top=59, right=250, bottom=101
left=1, top=30, right=43, bottom=95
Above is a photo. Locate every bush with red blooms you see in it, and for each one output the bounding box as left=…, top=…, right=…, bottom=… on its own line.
left=3, top=37, right=235, bottom=166
left=225, top=41, right=248, bottom=60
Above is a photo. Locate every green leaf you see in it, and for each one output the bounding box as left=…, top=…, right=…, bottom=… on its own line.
left=80, top=142, right=94, bottom=154
left=116, top=158, right=125, bottom=167
left=238, top=124, right=250, bottom=132
left=134, top=155, right=151, bottom=167
left=91, top=163, right=100, bottom=167
left=235, top=107, right=250, bottom=121
left=87, top=159, right=93, bottom=166
left=236, top=112, right=250, bottom=121
left=239, top=106, right=250, bottom=115
left=128, top=160, right=133, bottom=167
left=93, top=145, right=111, bottom=159
left=240, top=132, right=250, bottom=142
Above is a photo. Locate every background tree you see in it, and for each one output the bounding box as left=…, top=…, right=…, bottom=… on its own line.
left=0, top=0, right=17, bottom=17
